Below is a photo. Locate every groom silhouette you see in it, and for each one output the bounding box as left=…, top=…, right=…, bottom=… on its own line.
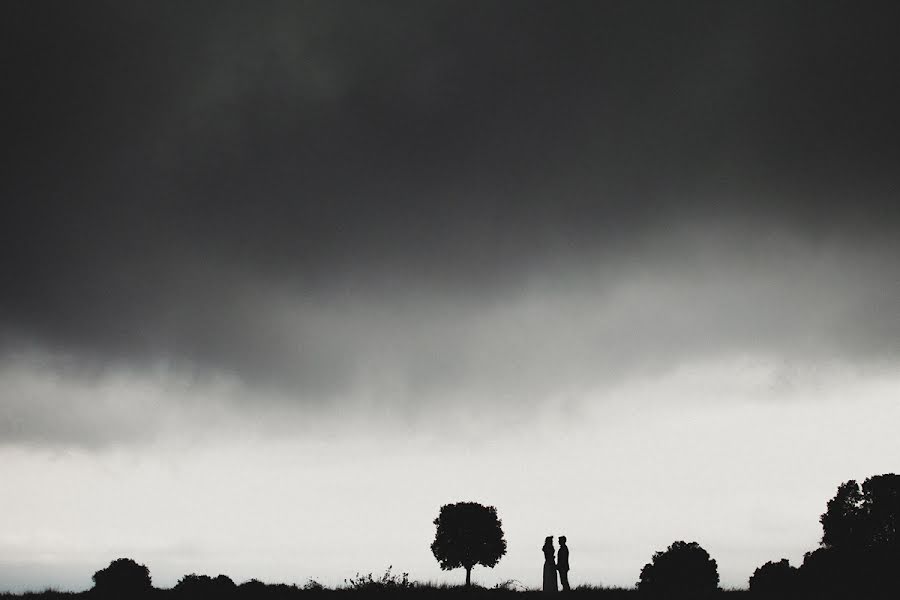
left=557, top=536, right=570, bottom=591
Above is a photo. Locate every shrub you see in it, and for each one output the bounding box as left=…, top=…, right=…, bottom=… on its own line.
left=91, top=558, right=152, bottom=596
left=303, top=579, right=325, bottom=591
left=174, top=573, right=236, bottom=596
left=637, top=541, right=719, bottom=595
left=749, top=558, right=797, bottom=594
left=343, top=566, right=413, bottom=591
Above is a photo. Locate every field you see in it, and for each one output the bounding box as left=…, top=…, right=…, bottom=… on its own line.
left=0, top=585, right=876, bottom=600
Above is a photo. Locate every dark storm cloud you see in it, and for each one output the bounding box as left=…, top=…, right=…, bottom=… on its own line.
left=2, top=1, right=899, bottom=436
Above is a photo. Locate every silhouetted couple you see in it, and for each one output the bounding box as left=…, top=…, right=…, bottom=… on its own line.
left=542, top=535, right=570, bottom=592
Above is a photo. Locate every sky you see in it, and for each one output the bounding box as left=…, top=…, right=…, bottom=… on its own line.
left=1, top=0, right=899, bottom=592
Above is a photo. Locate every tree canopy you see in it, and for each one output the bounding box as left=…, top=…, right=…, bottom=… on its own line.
left=430, top=501, right=507, bottom=586
left=820, top=474, right=900, bottom=551
left=749, top=558, right=798, bottom=593
left=637, top=540, right=719, bottom=594
left=92, top=558, right=152, bottom=595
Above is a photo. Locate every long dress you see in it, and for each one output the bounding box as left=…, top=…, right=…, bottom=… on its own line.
left=543, top=544, right=558, bottom=592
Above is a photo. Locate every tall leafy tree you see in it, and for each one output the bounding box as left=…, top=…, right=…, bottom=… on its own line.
left=862, top=473, right=900, bottom=548
left=821, top=474, right=900, bottom=550
left=820, top=479, right=865, bottom=549
left=431, top=501, right=507, bottom=586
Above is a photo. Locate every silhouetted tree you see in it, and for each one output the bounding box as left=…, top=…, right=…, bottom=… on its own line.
left=637, top=541, right=719, bottom=595
left=861, top=473, right=900, bottom=549
left=92, top=558, right=152, bottom=596
left=820, top=474, right=900, bottom=551
left=802, top=474, right=900, bottom=595
left=798, top=547, right=861, bottom=595
left=431, top=501, right=507, bottom=586
left=749, top=558, right=797, bottom=594
left=820, top=479, right=865, bottom=549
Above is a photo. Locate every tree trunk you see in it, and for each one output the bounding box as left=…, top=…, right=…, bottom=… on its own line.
left=465, top=566, right=472, bottom=587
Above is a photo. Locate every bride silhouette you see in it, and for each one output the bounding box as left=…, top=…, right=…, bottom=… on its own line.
left=542, top=536, right=558, bottom=592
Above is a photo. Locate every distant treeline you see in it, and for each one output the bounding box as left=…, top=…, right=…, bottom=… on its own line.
left=5, top=473, right=899, bottom=598
left=746, top=473, right=900, bottom=597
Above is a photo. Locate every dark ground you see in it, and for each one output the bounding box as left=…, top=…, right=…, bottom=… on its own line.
left=1, top=586, right=892, bottom=600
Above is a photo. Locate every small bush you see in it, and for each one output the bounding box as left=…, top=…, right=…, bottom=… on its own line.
left=303, top=579, right=325, bottom=591
left=491, top=580, right=527, bottom=591
left=174, top=573, right=236, bottom=596
left=343, top=567, right=413, bottom=591
left=637, top=540, right=719, bottom=595
left=91, top=558, right=152, bottom=596
left=749, top=558, right=797, bottom=594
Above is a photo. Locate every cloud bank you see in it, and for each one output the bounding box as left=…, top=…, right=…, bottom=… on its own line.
left=2, top=2, right=898, bottom=446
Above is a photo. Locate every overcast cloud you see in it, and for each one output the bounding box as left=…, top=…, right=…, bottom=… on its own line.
left=1, top=2, right=899, bottom=590
left=4, top=3, right=899, bottom=442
